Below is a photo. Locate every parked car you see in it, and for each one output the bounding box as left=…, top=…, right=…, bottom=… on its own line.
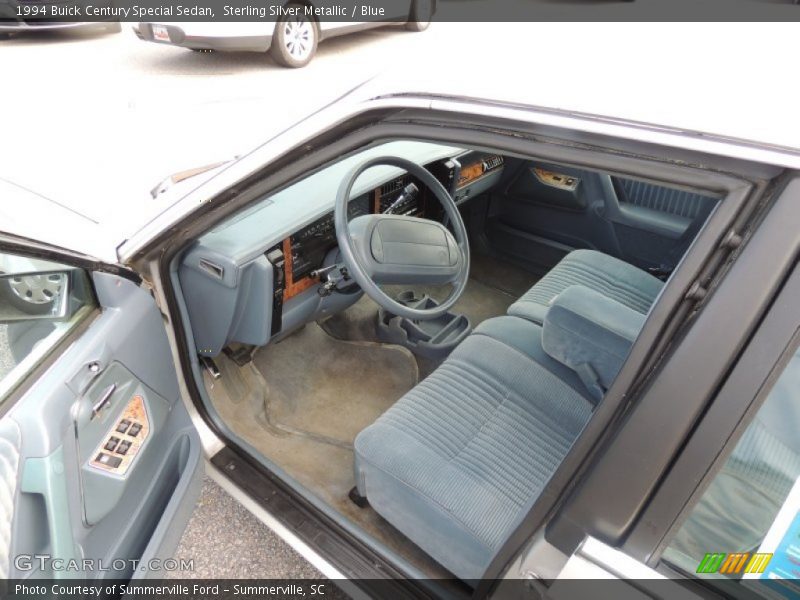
left=1, top=79, right=799, bottom=600
left=135, top=0, right=434, bottom=67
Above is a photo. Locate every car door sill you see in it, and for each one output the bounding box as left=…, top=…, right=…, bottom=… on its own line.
left=209, top=447, right=469, bottom=600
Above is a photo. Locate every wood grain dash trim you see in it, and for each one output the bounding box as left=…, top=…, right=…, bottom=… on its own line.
left=372, top=188, right=381, bottom=213
left=282, top=238, right=318, bottom=301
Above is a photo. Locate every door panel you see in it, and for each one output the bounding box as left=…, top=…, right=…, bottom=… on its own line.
left=484, top=159, right=718, bottom=274
left=73, top=361, right=171, bottom=525
left=0, top=419, right=21, bottom=579
left=506, top=163, right=590, bottom=212
left=485, top=160, right=623, bottom=275
left=615, top=177, right=716, bottom=221
left=605, top=177, right=718, bottom=267
left=3, top=268, right=203, bottom=580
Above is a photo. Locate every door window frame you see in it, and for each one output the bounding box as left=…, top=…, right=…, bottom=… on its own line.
left=627, top=257, right=800, bottom=578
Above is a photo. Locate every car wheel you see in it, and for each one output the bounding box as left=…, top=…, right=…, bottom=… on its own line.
left=0, top=273, right=65, bottom=315
left=270, top=4, right=318, bottom=68
left=405, top=0, right=433, bottom=31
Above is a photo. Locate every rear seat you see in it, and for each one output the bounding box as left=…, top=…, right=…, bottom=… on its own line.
left=507, top=249, right=665, bottom=325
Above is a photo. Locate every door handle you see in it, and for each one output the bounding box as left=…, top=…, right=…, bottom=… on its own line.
left=92, top=383, right=117, bottom=419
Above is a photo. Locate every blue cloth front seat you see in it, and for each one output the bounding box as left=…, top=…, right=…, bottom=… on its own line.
left=353, top=251, right=657, bottom=581
left=354, top=315, right=597, bottom=581
left=507, top=249, right=664, bottom=325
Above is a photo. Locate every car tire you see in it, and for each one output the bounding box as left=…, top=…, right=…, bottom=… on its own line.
left=0, top=274, right=64, bottom=316
left=405, top=0, right=433, bottom=31
left=270, top=4, right=319, bottom=68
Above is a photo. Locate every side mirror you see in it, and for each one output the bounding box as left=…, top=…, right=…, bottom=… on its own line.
left=0, top=270, right=72, bottom=322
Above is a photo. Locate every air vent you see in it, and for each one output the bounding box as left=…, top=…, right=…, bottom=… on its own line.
left=198, top=258, right=224, bottom=280
left=484, top=155, right=503, bottom=170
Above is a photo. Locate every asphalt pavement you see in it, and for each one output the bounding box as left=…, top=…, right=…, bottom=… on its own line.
left=166, top=477, right=326, bottom=580
left=0, top=326, right=14, bottom=381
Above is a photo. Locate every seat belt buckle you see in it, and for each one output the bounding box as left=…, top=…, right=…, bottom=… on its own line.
left=648, top=265, right=673, bottom=280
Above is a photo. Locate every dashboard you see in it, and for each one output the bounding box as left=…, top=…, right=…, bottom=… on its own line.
left=279, top=153, right=504, bottom=303
left=283, top=192, right=372, bottom=298
left=179, top=144, right=506, bottom=357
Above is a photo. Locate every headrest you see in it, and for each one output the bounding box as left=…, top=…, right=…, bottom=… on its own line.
left=542, top=285, right=646, bottom=401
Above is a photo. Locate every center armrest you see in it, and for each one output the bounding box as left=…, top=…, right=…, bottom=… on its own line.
left=542, top=284, right=646, bottom=400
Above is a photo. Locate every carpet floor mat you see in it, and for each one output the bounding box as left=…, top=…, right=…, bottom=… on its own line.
left=468, top=250, right=541, bottom=298
left=252, top=323, right=418, bottom=447
left=205, top=330, right=453, bottom=577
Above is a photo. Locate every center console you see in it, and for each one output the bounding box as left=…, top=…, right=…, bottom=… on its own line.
left=377, top=291, right=472, bottom=360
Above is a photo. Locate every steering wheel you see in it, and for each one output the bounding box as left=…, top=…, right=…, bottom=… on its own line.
left=334, top=156, right=470, bottom=320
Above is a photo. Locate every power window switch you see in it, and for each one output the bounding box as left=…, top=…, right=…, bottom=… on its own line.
left=95, top=453, right=122, bottom=469
left=104, top=437, right=120, bottom=452
left=116, top=440, right=132, bottom=455
left=116, top=419, right=131, bottom=434
left=128, top=423, right=142, bottom=437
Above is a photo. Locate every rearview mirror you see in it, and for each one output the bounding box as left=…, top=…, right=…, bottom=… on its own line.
left=0, top=270, right=72, bottom=322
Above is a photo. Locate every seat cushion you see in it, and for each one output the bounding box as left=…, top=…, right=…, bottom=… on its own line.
left=507, top=249, right=664, bottom=324
left=472, top=316, right=594, bottom=403
left=353, top=316, right=593, bottom=581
